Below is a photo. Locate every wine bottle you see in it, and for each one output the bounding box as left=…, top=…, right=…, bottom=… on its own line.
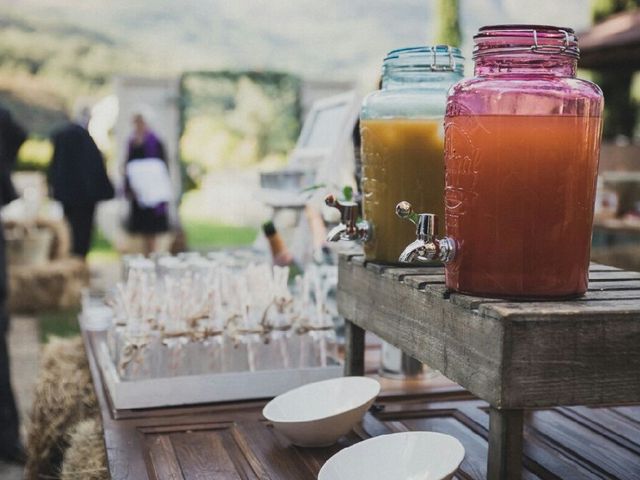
left=262, top=221, right=303, bottom=279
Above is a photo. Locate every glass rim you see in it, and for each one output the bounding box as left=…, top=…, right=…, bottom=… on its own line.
left=384, top=45, right=465, bottom=73
left=473, top=25, right=579, bottom=60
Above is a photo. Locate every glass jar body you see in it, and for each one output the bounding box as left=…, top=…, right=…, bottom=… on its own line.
left=444, top=54, right=604, bottom=298
left=360, top=49, right=463, bottom=263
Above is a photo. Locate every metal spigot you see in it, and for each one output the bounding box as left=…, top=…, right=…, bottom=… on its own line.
left=325, top=194, right=371, bottom=243
left=395, top=201, right=456, bottom=263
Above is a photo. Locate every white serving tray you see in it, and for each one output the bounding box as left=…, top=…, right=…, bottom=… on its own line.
left=90, top=332, right=343, bottom=410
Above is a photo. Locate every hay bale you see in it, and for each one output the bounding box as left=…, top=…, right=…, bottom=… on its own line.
left=8, top=257, right=89, bottom=313
left=36, top=217, right=72, bottom=260
left=25, top=335, right=98, bottom=480
left=60, top=418, right=108, bottom=480
left=2, top=217, right=71, bottom=263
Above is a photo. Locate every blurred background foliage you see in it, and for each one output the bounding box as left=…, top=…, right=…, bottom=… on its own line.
left=436, top=0, right=461, bottom=47
left=590, top=0, right=640, bottom=139
left=180, top=71, right=302, bottom=185
left=0, top=0, right=637, bottom=170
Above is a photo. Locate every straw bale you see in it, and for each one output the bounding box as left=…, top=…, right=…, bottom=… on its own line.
left=24, top=335, right=98, bottom=480
left=8, top=257, right=89, bottom=313
left=60, top=418, right=108, bottom=480
left=36, top=218, right=72, bottom=260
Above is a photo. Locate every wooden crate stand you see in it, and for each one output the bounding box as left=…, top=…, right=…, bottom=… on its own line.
left=338, top=254, right=640, bottom=479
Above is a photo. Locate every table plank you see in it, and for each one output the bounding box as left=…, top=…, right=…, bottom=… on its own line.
left=589, top=271, right=640, bottom=281
left=85, top=321, right=640, bottom=480
left=170, top=430, right=243, bottom=480
left=339, top=255, right=640, bottom=408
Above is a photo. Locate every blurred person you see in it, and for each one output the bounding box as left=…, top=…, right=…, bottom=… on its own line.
left=125, top=113, right=171, bottom=255
left=0, top=106, right=26, bottom=463
left=49, top=107, right=115, bottom=257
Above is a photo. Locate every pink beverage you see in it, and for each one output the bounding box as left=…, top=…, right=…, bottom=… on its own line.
left=444, top=25, right=604, bottom=298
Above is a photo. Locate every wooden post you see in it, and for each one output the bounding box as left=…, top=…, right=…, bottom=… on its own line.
left=344, top=319, right=365, bottom=376
left=487, top=407, right=524, bottom=480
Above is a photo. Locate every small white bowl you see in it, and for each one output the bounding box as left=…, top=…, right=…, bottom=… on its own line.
left=262, top=376, right=380, bottom=447
left=318, top=431, right=465, bottom=480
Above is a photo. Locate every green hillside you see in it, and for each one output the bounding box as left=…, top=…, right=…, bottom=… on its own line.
left=0, top=0, right=590, bottom=137
left=0, top=10, right=152, bottom=135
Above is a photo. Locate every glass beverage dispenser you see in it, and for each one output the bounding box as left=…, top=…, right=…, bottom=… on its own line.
left=326, top=46, right=464, bottom=263
left=397, top=26, right=604, bottom=298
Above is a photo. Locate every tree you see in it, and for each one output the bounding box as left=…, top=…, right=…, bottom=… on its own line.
left=592, top=0, right=639, bottom=22
left=436, top=0, right=461, bottom=48
left=590, top=0, right=640, bottom=139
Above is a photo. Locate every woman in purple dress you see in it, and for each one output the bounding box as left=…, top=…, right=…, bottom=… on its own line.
left=125, top=114, right=170, bottom=255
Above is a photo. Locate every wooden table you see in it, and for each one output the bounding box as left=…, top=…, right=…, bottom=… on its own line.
left=84, top=325, right=640, bottom=479
left=339, top=254, right=640, bottom=479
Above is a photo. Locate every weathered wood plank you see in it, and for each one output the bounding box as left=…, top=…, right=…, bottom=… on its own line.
left=527, top=409, right=640, bottom=479
left=483, top=303, right=640, bottom=407
left=146, top=435, right=183, bottom=480
left=589, top=262, right=622, bottom=272
left=451, top=289, right=640, bottom=312
left=337, top=255, right=505, bottom=406
left=424, top=284, right=451, bottom=298
left=171, top=431, right=242, bottom=480
left=402, top=275, right=445, bottom=289
left=589, top=270, right=640, bottom=281
left=344, top=320, right=365, bottom=377
left=339, top=254, right=640, bottom=408
left=481, top=299, right=640, bottom=317
left=582, top=289, right=640, bottom=300
left=558, top=406, right=640, bottom=455
left=449, top=293, right=503, bottom=310
left=232, top=422, right=318, bottom=480
left=381, top=266, right=445, bottom=281
left=365, top=262, right=388, bottom=274
left=589, top=280, right=640, bottom=290
left=456, top=405, right=601, bottom=480
left=487, top=408, right=523, bottom=480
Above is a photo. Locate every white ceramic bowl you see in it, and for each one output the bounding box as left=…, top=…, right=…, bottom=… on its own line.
left=318, top=431, right=465, bottom=480
left=262, top=376, right=380, bottom=447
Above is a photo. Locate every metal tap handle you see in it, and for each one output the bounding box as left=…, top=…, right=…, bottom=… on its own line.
left=395, top=201, right=437, bottom=241
left=395, top=201, right=419, bottom=223
left=325, top=194, right=370, bottom=242
left=325, top=194, right=359, bottom=227
left=395, top=201, right=455, bottom=263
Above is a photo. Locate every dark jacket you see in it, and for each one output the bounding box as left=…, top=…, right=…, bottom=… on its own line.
left=49, top=123, right=114, bottom=205
left=0, top=108, right=26, bottom=206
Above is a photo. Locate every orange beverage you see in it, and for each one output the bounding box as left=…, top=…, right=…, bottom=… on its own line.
left=361, top=118, right=445, bottom=263
left=444, top=114, right=602, bottom=298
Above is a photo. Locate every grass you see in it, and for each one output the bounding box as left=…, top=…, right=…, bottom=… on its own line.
left=89, top=219, right=258, bottom=256
left=183, top=220, right=258, bottom=250
left=86, top=228, right=119, bottom=264
left=38, top=307, right=81, bottom=343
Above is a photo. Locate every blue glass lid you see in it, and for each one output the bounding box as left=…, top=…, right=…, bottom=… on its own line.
left=384, top=45, right=464, bottom=74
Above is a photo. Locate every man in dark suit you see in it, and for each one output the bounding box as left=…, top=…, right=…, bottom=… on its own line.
left=49, top=109, right=114, bottom=257
left=0, top=106, right=26, bottom=463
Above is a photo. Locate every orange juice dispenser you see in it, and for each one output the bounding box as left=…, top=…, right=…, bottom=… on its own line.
left=325, top=46, right=464, bottom=263
left=397, top=26, right=604, bottom=298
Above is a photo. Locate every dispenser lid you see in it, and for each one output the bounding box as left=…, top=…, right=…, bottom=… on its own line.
left=384, top=45, right=464, bottom=73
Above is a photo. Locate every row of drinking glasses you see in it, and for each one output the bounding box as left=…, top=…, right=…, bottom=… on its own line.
left=103, top=252, right=339, bottom=380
